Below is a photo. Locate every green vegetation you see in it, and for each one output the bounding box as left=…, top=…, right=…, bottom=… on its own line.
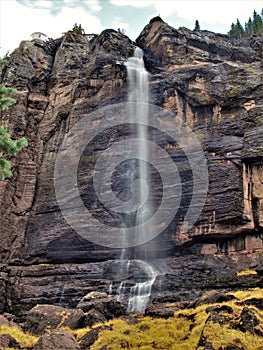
left=0, top=84, right=16, bottom=111
left=72, top=23, right=85, bottom=34
left=228, top=9, right=263, bottom=38
left=194, top=20, right=200, bottom=31
left=0, top=83, right=28, bottom=180
left=0, top=55, right=9, bottom=70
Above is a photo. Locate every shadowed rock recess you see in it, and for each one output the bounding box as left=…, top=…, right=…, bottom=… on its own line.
left=0, top=17, right=263, bottom=317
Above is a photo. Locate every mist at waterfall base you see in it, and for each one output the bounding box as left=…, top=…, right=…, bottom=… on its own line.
left=112, top=48, right=159, bottom=313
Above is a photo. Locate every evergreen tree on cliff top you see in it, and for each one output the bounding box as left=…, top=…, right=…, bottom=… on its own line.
left=194, top=20, right=200, bottom=31
left=0, top=81, right=28, bottom=180
left=228, top=9, right=263, bottom=37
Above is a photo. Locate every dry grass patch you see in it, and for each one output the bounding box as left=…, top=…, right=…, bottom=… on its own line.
left=0, top=325, right=38, bottom=348
left=89, top=288, right=263, bottom=350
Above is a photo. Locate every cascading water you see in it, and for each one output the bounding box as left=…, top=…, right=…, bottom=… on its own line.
left=128, top=48, right=151, bottom=234
left=115, top=47, right=158, bottom=313
left=126, top=260, right=157, bottom=313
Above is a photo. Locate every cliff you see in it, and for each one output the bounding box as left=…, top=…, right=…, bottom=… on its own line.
left=0, top=17, right=262, bottom=315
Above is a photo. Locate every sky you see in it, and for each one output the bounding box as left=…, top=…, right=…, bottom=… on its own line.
left=0, top=0, right=262, bottom=56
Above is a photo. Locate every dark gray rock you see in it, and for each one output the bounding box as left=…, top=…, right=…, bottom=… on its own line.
left=33, top=329, right=80, bottom=350
left=77, top=291, right=125, bottom=319
left=79, top=325, right=111, bottom=350
left=190, top=290, right=236, bottom=308
left=239, top=307, right=259, bottom=333
left=145, top=304, right=179, bottom=318
left=237, top=297, right=263, bottom=310
left=83, top=309, right=106, bottom=327
left=0, top=333, right=21, bottom=349
left=24, top=304, right=85, bottom=335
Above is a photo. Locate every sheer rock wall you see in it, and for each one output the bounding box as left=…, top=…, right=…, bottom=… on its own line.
left=0, top=18, right=262, bottom=314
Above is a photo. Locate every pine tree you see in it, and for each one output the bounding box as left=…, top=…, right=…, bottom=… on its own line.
left=236, top=19, right=245, bottom=38
left=0, top=84, right=16, bottom=110
left=229, top=9, right=263, bottom=38
left=247, top=17, right=254, bottom=36
left=228, top=23, right=236, bottom=37
left=252, top=10, right=263, bottom=33
left=0, top=84, right=28, bottom=180
left=194, top=20, right=200, bottom=31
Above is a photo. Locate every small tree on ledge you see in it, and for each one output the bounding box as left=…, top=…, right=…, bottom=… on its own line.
left=194, top=20, right=200, bottom=31
left=72, top=23, right=85, bottom=34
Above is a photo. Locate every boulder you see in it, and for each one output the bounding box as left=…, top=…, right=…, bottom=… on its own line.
left=33, top=329, right=80, bottom=350
left=79, top=325, right=111, bottom=350
left=190, top=290, right=236, bottom=308
left=145, top=304, right=180, bottom=318
left=82, top=309, right=106, bottom=327
left=77, top=291, right=125, bottom=319
left=24, top=304, right=85, bottom=335
left=0, top=314, right=19, bottom=328
left=238, top=297, right=263, bottom=310
left=239, top=307, right=259, bottom=333
left=0, top=333, right=21, bottom=349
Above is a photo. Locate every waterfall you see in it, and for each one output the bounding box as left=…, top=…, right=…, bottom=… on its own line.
left=126, top=261, right=157, bottom=313
left=127, top=48, right=151, bottom=238
left=116, top=48, right=157, bottom=313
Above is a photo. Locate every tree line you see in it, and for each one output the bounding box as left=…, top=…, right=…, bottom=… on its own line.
left=228, top=9, right=263, bottom=38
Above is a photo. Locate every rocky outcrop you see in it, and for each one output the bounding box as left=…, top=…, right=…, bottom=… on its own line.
left=137, top=16, right=263, bottom=70
left=0, top=18, right=262, bottom=313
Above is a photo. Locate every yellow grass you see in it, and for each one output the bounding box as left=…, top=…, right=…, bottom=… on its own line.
left=236, top=270, right=258, bottom=276
left=0, top=325, right=38, bottom=348
left=90, top=288, right=263, bottom=350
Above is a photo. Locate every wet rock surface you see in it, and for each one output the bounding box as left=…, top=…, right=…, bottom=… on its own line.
left=0, top=255, right=262, bottom=316
left=76, top=291, right=125, bottom=319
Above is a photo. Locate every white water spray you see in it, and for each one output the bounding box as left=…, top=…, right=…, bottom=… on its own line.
left=116, top=48, right=157, bottom=313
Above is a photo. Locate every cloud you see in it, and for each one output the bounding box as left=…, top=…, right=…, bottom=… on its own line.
left=110, top=0, right=263, bottom=27
left=110, top=16, right=129, bottom=32
left=110, top=0, right=152, bottom=8
left=154, top=0, right=263, bottom=25
left=16, top=0, right=102, bottom=15
left=0, top=0, right=102, bottom=56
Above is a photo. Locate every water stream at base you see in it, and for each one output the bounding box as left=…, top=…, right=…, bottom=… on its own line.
left=114, top=48, right=158, bottom=313
left=126, top=261, right=157, bottom=313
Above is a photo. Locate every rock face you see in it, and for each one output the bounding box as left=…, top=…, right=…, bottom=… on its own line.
left=0, top=18, right=262, bottom=314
